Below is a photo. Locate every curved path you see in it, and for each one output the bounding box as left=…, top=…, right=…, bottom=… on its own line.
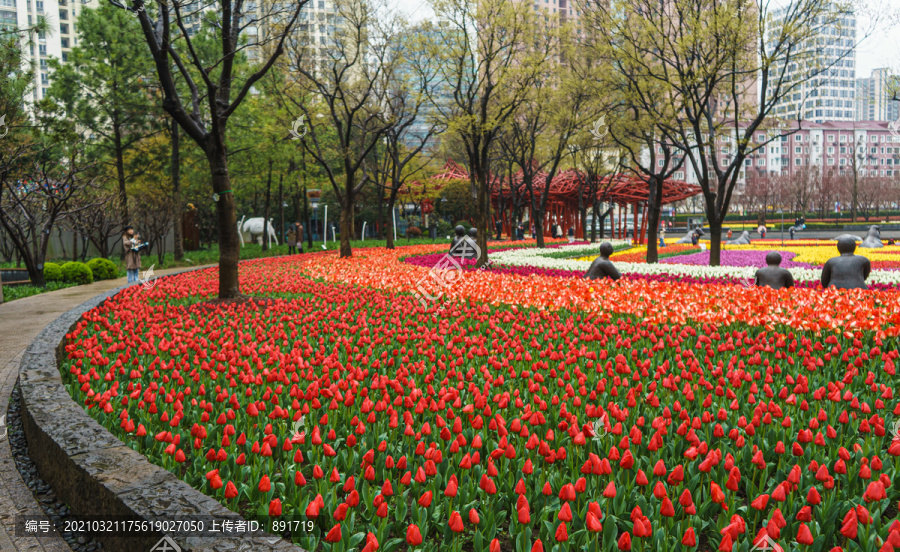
left=0, top=266, right=211, bottom=551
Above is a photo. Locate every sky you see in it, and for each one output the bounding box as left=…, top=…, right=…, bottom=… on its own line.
left=388, top=0, right=900, bottom=79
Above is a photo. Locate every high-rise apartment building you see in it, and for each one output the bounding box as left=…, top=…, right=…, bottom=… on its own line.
left=855, top=68, right=900, bottom=122
left=768, top=7, right=857, bottom=123
left=5, top=0, right=98, bottom=105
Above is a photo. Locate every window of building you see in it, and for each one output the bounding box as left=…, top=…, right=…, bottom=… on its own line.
left=828, top=134, right=835, bottom=142
left=795, top=158, right=802, bottom=165
left=757, top=159, right=765, bottom=166
left=60, top=9, right=67, bottom=19
left=827, top=158, right=834, bottom=165
left=840, top=135, right=847, bottom=143
left=60, top=23, right=68, bottom=34
left=61, top=38, right=69, bottom=48
left=840, top=158, right=847, bottom=165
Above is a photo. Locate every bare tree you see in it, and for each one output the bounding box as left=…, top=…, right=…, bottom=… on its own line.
left=106, top=0, right=307, bottom=298
left=0, top=142, right=103, bottom=286
left=64, top=189, right=123, bottom=258
left=367, top=21, right=445, bottom=250
left=583, top=0, right=860, bottom=265
left=427, top=0, right=553, bottom=265
left=277, top=0, right=395, bottom=258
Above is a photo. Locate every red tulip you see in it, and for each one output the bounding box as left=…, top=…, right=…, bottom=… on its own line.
left=617, top=532, right=632, bottom=551
left=449, top=511, right=464, bottom=533
left=258, top=475, right=271, bottom=493
left=841, top=509, right=858, bottom=539
left=797, top=523, right=814, bottom=545
left=586, top=512, right=603, bottom=532
left=325, top=524, right=341, bottom=543
left=469, top=509, right=480, bottom=524
left=406, top=525, right=423, bottom=546
left=682, top=527, right=696, bottom=547
left=224, top=481, right=238, bottom=499
left=268, top=498, right=282, bottom=516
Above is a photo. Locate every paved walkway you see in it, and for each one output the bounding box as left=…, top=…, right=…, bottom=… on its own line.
left=0, top=266, right=210, bottom=552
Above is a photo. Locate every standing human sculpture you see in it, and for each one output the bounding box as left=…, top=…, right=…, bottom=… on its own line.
left=753, top=252, right=794, bottom=290
left=821, top=237, right=871, bottom=290
left=584, top=242, right=622, bottom=281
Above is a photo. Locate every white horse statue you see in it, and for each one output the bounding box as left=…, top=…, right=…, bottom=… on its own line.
left=237, top=215, right=279, bottom=246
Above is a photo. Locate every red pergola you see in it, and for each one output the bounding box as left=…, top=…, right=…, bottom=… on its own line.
left=425, top=160, right=702, bottom=244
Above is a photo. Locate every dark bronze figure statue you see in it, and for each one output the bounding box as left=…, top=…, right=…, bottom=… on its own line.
left=584, top=242, right=622, bottom=281
left=821, top=237, right=871, bottom=290
left=753, top=252, right=794, bottom=290
left=450, top=226, right=479, bottom=259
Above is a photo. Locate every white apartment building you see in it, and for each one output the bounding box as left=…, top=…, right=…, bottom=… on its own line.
left=5, top=0, right=99, bottom=105
left=856, top=68, right=900, bottom=122
left=768, top=7, right=857, bottom=123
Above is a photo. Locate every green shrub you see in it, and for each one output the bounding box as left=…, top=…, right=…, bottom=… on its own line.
left=406, top=226, right=422, bottom=238
left=43, top=262, right=63, bottom=282
left=87, top=258, right=118, bottom=280
left=60, top=262, right=94, bottom=285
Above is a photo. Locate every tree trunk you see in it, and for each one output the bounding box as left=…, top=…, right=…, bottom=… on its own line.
left=263, top=159, right=273, bottom=252
left=474, top=175, right=490, bottom=267
left=534, top=209, right=545, bottom=248
left=339, top=174, right=354, bottom=258
left=339, top=201, right=352, bottom=257
left=303, top=186, right=313, bottom=250
left=113, top=119, right=128, bottom=236
left=708, top=219, right=723, bottom=267
left=591, top=201, right=599, bottom=242
left=386, top=200, right=395, bottom=249
left=646, top=177, right=664, bottom=264
left=209, top=151, right=241, bottom=298
left=172, top=120, right=184, bottom=261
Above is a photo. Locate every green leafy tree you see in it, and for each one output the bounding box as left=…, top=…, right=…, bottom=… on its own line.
left=47, top=5, right=156, bottom=230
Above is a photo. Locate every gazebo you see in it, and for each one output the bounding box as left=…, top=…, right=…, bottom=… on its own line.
left=427, top=160, right=702, bottom=244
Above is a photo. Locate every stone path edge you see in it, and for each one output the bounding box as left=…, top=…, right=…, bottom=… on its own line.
left=16, top=271, right=303, bottom=552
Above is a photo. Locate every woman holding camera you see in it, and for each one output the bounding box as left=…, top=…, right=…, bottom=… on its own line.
left=123, top=226, right=142, bottom=284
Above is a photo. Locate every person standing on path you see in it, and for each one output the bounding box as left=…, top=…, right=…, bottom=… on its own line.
left=659, top=226, right=666, bottom=248
left=287, top=225, right=297, bottom=254
left=123, top=226, right=141, bottom=284
left=297, top=222, right=304, bottom=253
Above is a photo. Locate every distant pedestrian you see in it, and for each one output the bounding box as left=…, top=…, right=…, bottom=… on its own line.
left=757, top=224, right=767, bottom=239
left=727, top=229, right=733, bottom=240
left=790, top=226, right=795, bottom=240
left=690, top=230, right=700, bottom=246
left=496, top=219, right=503, bottom=240
left=297, top=222, right=304, bottom=253
left=287, top=225, right=297, bottom=254
left=659, top=226, right=666, bottom=248
left=568, top=226, right=575, bottom=243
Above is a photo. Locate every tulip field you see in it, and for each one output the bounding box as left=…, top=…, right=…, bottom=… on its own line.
left=59, top=242, right=900, bottom=552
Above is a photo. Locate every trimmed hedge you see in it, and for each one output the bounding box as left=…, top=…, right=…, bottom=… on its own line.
left=43, top=262, right=63, bottom=282
left=60, top=262, right=93, bottom=285
left=87, top=258, right=119, bottom=280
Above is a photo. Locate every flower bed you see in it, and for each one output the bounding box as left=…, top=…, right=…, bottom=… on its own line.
left=487, top=244, right=900, bottom=288
left=60, top=251, right=900, bottom=552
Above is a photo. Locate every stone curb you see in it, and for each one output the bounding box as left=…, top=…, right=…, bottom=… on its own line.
left=17, top=269, right=302, bottom=552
